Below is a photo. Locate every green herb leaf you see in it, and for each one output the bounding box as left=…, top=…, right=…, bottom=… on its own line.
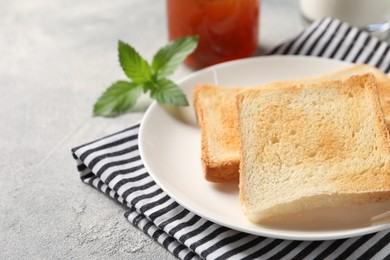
left=118, top=40, right=152, bottom=83
left=93, top=37, right=199, bottom=117
left=93, top=81, right=143, bottom=117
left=152, top=36, right=199, bottom=78
left=150, top=78, right=188, bottom=106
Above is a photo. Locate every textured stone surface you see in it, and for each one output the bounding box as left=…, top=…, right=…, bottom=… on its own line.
left=0, top=0, right=303, bottom=259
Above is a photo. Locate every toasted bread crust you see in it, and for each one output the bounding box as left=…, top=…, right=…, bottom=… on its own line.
left=202, top=159, right=240, bottom=182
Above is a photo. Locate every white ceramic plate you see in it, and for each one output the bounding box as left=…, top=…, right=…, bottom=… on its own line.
left=139, top=56, right=390, bottom=240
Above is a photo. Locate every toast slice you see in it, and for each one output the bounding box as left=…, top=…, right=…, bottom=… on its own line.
left=237, top=74, right=390, bottom=223
left=193, top=84, right=241, bottom=182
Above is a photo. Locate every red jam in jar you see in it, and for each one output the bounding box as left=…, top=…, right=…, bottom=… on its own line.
left=167, top=0, right=260, bottom=69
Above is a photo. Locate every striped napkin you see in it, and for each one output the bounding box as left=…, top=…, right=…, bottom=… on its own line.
left=72, top=18, right=390, bottom=260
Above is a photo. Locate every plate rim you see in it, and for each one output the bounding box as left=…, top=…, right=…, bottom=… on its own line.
left=139, top=55, right=390, bottom=241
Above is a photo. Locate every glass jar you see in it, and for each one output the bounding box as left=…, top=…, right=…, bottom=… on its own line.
left=167, top=0, right=260, bottom=69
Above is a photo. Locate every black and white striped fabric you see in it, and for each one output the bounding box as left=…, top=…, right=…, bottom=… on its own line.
left=72, top=18, right=390, bottom=260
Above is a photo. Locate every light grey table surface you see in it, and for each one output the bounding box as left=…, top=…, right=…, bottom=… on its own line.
left=0, top=0, right=306, bottom=259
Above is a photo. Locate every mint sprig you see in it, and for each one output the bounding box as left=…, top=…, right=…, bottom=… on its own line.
left=93, top=36, right=199, bottom=117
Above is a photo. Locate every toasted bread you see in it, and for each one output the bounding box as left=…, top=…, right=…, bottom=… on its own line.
left=237, top=74, right=390, bottom=223
left=193, top=84, right=241, bottom=182
left=193, top=64, right=390, bottom=183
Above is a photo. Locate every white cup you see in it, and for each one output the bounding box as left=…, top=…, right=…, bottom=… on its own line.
left=299, top=0, right=390, bottom=28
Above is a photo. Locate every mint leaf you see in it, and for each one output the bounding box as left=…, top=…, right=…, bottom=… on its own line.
left=150, top=78, right=188, bottom=106
left=118, top=40, right=152, bottom=83
left=152, top=36, right=199, bottom=78
left=93, top=37, right=199, bottom=117
left=93, top=81, right=143, bottom=117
